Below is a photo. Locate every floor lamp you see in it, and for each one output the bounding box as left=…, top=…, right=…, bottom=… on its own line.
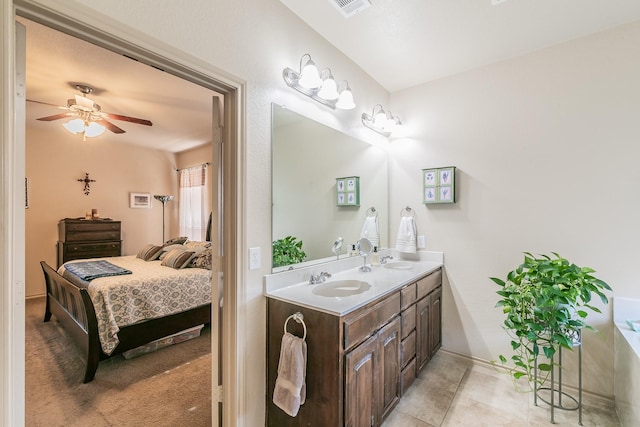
left=153, top=195, right=174, bottom=243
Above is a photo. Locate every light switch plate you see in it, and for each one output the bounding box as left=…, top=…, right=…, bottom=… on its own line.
left=417, top=235, right=426, bottom=249
left=249, top=247, right=261, bottom=270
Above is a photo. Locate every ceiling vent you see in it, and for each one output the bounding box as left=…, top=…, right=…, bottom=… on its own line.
left=329, top=0, right=371, bottom=18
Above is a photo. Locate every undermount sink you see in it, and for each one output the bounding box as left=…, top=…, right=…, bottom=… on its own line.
left=312, top=280, right=371, bottom=297
left=383, top=261, right=414, bottom=270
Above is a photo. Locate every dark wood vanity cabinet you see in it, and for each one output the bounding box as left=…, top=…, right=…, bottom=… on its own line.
left=415, top=270, right=443, bottom=371
left=266, top=267, right=442, bottom=426
left=344, top=316, right=401, bottom=427
left=57, top=218, right=122, bottom=267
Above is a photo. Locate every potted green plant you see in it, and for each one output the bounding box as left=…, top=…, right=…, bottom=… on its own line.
left=491, top=252, right=611, bottom=391
left=272, top=236, right=307, bottom=268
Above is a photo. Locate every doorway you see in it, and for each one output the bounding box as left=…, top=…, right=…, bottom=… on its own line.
left=7, top=3, right=241, bottom=426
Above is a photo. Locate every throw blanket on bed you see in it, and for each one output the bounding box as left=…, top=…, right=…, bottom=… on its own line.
left=63, top=260, right=132, bottom=281
left=60, top=256, right=212, bottom=355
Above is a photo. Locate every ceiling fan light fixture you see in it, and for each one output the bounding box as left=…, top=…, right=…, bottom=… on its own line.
left=84, top=121, right=106, bottom=138
left=63, top=118, right=85, bottom=134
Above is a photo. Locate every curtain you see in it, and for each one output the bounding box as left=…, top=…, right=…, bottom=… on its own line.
left=179, top=165, right=209, bottom=241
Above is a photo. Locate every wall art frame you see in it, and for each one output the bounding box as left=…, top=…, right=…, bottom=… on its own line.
left=423, top=166, right=456, bottom=204
left=130, top=192, right=151, bottom=208
left=336, top=176, right=360, bottom=207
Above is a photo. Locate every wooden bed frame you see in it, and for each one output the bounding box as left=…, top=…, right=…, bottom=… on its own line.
left=40, top=261, right=212, bottom=383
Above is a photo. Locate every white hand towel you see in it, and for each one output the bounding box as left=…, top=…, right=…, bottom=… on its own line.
left=273, top=332, right=307, bottom=417
left=395, top=216, right=417, bottom=253
left=360, top=216, right=379, bottom=248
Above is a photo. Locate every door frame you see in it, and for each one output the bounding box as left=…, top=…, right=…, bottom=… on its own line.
left=1, top=1, right=245, bottom=426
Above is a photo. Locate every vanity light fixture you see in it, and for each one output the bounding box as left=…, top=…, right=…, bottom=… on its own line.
left=361, top=104, right=402, bottom=136
left=283, top=53, right=356, bottom=110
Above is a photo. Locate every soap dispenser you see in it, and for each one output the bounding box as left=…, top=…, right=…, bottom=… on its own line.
left=371, top=246, right=380, bottom=267
left=350, top=244, right=357, bottom=257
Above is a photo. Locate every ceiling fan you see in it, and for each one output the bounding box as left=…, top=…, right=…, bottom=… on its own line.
left=27, top=84, right=153, bottom=139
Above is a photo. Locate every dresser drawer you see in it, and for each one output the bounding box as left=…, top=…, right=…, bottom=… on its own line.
left=401, top=305, right=416, bottom=339
left=343, top=292, right=401, bottom=350
left=58, top=220, right=121, bottom=242
left=64, top=241, right=121, bottom=255
left=63, top=230, right=121, bottom=242
left=417, top=269, right=442, bottom=300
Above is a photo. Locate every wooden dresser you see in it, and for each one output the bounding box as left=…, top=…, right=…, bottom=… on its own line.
left=57, top=218, right=122, bottom=267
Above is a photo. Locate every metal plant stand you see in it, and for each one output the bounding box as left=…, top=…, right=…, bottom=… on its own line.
left=534, top=330, right=583, bottom=425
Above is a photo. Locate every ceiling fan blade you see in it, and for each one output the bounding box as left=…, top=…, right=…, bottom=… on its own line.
left=97, top=118, right=126, bottom=134
left=104, top=112, right=152, bottom=126
left=36, top=113, right=74, bottom=121
left=27, top=99, right=68, bottom=109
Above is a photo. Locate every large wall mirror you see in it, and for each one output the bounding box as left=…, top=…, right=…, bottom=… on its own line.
left=272, top=103, right=388, bottom=271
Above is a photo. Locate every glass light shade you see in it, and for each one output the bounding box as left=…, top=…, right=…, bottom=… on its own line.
left=84, top=121, right=106, bottom=137
left=335, top=88, right=355, bottom=110
left=63, top=118, right=85, bottom=134
left=298, top=59, right=322, bottom=89
left=374, top=110, right=387, bottom=127
left=317, top=76, right=339, bottom=100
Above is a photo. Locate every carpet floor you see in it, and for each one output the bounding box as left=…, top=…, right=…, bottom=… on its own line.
left=25, top=296, right=212, bottom=426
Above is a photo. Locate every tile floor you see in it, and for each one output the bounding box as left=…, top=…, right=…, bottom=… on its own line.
left=383, top=351, right=620, bottom=427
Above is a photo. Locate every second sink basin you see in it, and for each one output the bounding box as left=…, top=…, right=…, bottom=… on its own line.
left=312, top=280, right=371, bottom=297
left=383, top=261, right=414, bottom=270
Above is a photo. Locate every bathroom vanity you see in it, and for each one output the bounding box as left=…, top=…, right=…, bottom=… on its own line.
left=264, top=253, right=443, bottom=426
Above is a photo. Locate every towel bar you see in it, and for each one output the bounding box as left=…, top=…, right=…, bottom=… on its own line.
left=366, top=207, right=378, bottom=218
left=284, top=312, right=307, bottom=340
left=400, top=206, right=415, bottom=218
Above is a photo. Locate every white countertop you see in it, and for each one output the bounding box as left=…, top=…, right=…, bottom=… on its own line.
left=264, top=251, right=443, bottom=316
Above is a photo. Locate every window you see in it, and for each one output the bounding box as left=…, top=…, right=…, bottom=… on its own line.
left=179, top=164, right=209, bottom=241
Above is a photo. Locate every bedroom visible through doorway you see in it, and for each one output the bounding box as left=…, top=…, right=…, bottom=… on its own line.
left=13, top=8, right=240, bottom=426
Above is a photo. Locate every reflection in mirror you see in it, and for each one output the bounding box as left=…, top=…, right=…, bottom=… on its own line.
left=272, top=104, right=388, bottom=271
left=331, top=237, right=344, bottom=260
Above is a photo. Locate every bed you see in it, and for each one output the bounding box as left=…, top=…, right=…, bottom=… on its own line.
left=40, top=248, right=213, bottom=383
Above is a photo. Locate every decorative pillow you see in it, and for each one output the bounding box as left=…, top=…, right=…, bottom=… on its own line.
left=184, top=240, right=212, bottom=249
left=158, top=244, right=186, bottom=260
left=161, top=248, right=196, bottom=269
left=136, top=244, right=163, bottom=261
left=163, top=236, right=188, bottom=246
left=189, top=248, right=212, bottom=270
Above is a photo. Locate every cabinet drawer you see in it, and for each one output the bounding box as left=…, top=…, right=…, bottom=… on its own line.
left=59, top=220, right=121, bottom=241
left=344, top=292, right=400, bottom=350
left=401, top=305, right=416, bottom=339
left=400, top=283, right=416, bottom=310
left=417, top=269, right=442, bottom=300
left=64, top=230, right=121, bottom=242
left=64, top=241, right=121, bottom=255
left=400, top=330, right=416, bottom=368
left=400, top=358, right=416, bottom=396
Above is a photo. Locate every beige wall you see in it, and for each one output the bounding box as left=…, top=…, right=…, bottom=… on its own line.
left=390, top=20, right=640, bottom=398
left=25, top=126, right=179, bottom=297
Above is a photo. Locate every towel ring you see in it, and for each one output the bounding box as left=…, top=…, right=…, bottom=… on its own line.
left=284, top=312, right=307, bottom=340
left=400, top=206, right=415, bottom=218
left=366, top=207, right=378, bottom=219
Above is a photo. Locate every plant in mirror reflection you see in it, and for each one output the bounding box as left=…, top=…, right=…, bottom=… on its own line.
left=491, top=252, right=611, bottom=392
left=272, top=236, right=307, bottom=268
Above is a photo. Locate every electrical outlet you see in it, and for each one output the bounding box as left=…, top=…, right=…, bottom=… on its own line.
left=249, top=247, right=261, bottom=270
left=417, top=235, right=426, bottom=249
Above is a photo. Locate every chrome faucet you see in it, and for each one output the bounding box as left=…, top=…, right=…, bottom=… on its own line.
left=309, top=271, right=331, bottom=284
left=380, top=255, right=394, bottom=264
